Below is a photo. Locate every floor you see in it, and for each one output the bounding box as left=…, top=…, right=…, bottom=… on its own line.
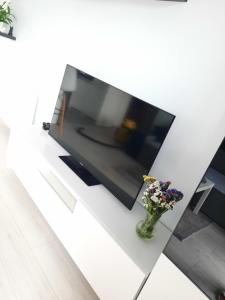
left=165, top=214, right=225, bottom=300
left=0, top=121, right=98, bottom=299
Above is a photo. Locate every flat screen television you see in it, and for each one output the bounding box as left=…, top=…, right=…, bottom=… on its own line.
left=49, top=64, right=175, bottom=210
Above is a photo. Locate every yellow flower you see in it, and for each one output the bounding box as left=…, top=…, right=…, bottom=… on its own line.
left=143, top=175, right=156, bottom=183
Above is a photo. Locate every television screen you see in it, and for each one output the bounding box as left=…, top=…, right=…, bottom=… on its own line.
left=49, top=65, right=175, bottom=209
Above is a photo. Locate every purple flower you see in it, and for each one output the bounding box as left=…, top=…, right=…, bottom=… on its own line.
left=160, top=181, right=171, bottom=191
left=166, top=189, right=184, bottom=202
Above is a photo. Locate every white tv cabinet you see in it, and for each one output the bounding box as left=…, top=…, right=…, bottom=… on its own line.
left=7, top=127, right=172, bottom=300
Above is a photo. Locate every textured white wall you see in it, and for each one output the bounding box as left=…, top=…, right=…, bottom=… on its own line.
left=4, top=0, right=225, bottom=232
left=0, top=37, right=38, bottom=127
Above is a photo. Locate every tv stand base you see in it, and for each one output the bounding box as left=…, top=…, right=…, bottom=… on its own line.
left=59, top=155, right=100, bottom=186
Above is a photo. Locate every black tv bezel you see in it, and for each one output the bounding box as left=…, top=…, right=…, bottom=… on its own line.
left=49, top=64, right=176, bottom=210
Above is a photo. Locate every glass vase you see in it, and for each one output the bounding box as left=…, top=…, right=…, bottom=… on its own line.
left=0, top=22, right=9, bottom=34
left=136, top=211, right=161, bottom=240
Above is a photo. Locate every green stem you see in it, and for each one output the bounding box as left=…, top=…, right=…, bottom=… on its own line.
left=136, top=212, right=162, bottom=240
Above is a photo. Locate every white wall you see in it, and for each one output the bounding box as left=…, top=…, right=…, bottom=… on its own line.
left=0, top=36, right=38, bottom=127
left=4, top=0, right=225, bottom=232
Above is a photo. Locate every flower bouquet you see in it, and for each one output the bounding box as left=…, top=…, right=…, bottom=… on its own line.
left=136, top=175, right=183, bottom=240
left=0, top=1, right=15, bottom=34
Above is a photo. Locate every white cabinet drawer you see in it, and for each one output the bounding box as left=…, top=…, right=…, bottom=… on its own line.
left=70, top=201, right=145, bottom=300
left=11, top=160, right=75, bottom=250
